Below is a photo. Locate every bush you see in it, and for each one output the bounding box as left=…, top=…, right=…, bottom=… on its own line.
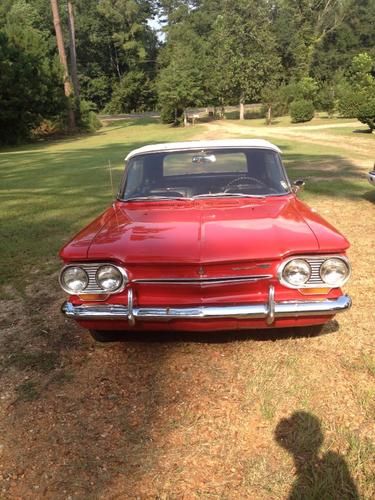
left=357, top=98, right=375, bottom=132
left=315, top=87, right=335, bottom=116
left=337, top=88, right=365, bottom=118
left=78, top=100, right=102, bottom=132
left=104, top=71, right=156, bottom=114
left=289, top=100, right=314, bottom=123
left=160, top=104, right=183, bottom=125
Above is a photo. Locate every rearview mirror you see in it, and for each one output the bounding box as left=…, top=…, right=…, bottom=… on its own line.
left=192, top=152, right=216, bottom=165
left=292, top=179, right=305, bottom=193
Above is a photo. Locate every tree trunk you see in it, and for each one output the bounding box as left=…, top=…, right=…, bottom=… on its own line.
left=67, top=0, right=79, bottom=99
left=50, top=0, right=75, bottom=130
left=266, top=105, right=272, bottom=125
left=239, top=98, right=245, bottom=120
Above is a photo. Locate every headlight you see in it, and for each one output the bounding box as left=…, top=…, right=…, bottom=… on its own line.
left=282, top=259, right=311, bottom=286
left=96, top=265, right=124, bottom=292
left=320, top=258, right=350, bottom=287
left=60, top=266, right=88, bottom=293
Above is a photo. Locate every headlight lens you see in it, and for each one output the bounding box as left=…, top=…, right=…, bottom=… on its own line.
left=282, top=259, right=311, bottom=286
left=96, top=265, right=124, bottom=292
left=320, top=258, right=350, bottom=286
left=61, top=266, right=88, bottom=293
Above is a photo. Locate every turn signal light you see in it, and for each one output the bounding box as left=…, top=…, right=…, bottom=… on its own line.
left=298, top=288, right=331, bottom=295
left=78, top=294, right=109, bottom=301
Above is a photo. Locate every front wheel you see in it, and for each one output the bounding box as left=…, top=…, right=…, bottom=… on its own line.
left=89, top=330, right=124, bottom=342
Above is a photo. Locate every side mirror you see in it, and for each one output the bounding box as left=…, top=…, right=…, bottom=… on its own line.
left=292, top=179, right=305, bottom=193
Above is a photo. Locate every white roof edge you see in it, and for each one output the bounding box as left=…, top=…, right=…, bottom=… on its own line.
left=125, top=139, right=282, bottom=161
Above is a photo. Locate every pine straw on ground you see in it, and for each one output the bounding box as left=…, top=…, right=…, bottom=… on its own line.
left=0, top=124, right=374, bottom=499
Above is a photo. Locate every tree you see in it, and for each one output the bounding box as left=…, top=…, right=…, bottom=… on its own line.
left=337, top=52, right=375, bottom=118
left=157, top=35, right=205, bottom=125
left=273, top=0, right=350, bottom=79
left=50, top=0, right=75, bottom=128
left=67, top=0, right=79, bottom=99
left=105, top=70, right=156, bottom=113
left=311, top=0, right=375, bottom=82
left=212, top=0, right=282, bottom=119
left=357, top=98, right=375, bottom=132
left=0, top=30, right=65, bottom=144
left=72, top=0, right=158, bottom=110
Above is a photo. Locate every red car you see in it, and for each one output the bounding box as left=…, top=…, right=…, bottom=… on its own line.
left=59, top=139, right=351, bottom=341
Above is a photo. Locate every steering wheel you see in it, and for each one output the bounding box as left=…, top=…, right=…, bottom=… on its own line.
left=224, top=175, right=267, bottom=192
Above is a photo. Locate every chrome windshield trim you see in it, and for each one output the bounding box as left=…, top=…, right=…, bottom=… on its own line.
left=131, top=275, right=273, bottom=285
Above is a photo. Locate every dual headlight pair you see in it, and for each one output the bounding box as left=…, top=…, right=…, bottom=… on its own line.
left=281, top=257, right=350, bottom=288
left=60, top=257, right=350, bottom=295
left=60, top=265, right=126, bottom=294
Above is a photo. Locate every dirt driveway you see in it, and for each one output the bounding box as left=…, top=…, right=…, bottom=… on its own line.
left=0, top=122, right=374, bottom=498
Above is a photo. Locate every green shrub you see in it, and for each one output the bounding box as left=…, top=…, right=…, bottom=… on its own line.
left=315, top=87, right=336, bottom=116
left=357, top=98, right=375, bottom=132
left=337, top=88, right=365, bottom=118
left=289, top=100, right=314, bottom=123
left=78, top=99, right=102, bottom=132
left=104, top=71, right=156, bottom=114
left=160, top=104, right=183, bottom=125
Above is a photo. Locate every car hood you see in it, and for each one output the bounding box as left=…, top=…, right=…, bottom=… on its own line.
left=60, top=197, right=348, bottom=264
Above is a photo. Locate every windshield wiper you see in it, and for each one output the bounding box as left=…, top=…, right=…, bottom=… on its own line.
left=193, top=192, right=266, bottom=199
left=125, top=196, right=189, bottom=202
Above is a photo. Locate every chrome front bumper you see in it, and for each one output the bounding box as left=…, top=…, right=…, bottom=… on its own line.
left=61, top=287, right=352, bottom=326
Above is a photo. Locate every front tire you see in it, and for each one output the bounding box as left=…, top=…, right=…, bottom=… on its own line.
left=89, top=330, right=123, bottom=342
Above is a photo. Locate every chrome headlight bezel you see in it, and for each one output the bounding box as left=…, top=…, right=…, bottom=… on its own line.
left=278, top=255, right=351, bottom=289
left=59, top=263, right=128, bottom=295
left=59, top=266, right=89, bottom=294
left=280, top=258, right=311, bottom=287
left=320, top=258, right=351, bottom=287
left=96, top=265, right=125, bottom=292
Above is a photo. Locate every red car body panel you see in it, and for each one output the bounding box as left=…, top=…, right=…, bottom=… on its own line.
left=60, top=192, right=350, bottom=332
left=60, top=196, right=349, bottom=264
left=59, top=137, right=351, bottom=335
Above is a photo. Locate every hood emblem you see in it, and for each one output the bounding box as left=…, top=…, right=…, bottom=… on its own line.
left=197, top=265, right=205, bottom=277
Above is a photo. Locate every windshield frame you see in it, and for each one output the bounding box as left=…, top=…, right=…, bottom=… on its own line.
left=117, top=147, right=292, bottom=201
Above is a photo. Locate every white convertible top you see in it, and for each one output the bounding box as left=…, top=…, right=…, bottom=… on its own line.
left=125, top=139, right=281, bottom=160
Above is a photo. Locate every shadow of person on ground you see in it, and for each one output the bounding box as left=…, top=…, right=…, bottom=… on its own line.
left=275, top=411, right=359, bottom=499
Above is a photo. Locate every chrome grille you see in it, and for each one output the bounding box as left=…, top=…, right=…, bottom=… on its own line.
left=82, top=264, right=104, bottom=293
left=306, top=257, right=325, bottom=286
left=132, top=275, right=272, bottom=285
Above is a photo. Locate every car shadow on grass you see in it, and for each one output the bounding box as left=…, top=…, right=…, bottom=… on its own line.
left=104, top=319, right=339, bottom=344
left=363, top=189, right=375, bottom=203
left=274, top=411, right=359, bottom=499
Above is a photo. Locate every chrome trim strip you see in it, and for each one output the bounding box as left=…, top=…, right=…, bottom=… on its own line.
left=277, top=255, right=351, bottom=289
left=61, top=294, right=351, bottom=323
left=132, top=274, right=272, bottom=285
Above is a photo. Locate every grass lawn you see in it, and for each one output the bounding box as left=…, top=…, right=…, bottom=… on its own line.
left=0, top=117, right=374, bottom=498
left=0, top=118, right=200, bottom=288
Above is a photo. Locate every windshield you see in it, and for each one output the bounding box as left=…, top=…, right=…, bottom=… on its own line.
left=120, top=148, right=291, bottom=200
